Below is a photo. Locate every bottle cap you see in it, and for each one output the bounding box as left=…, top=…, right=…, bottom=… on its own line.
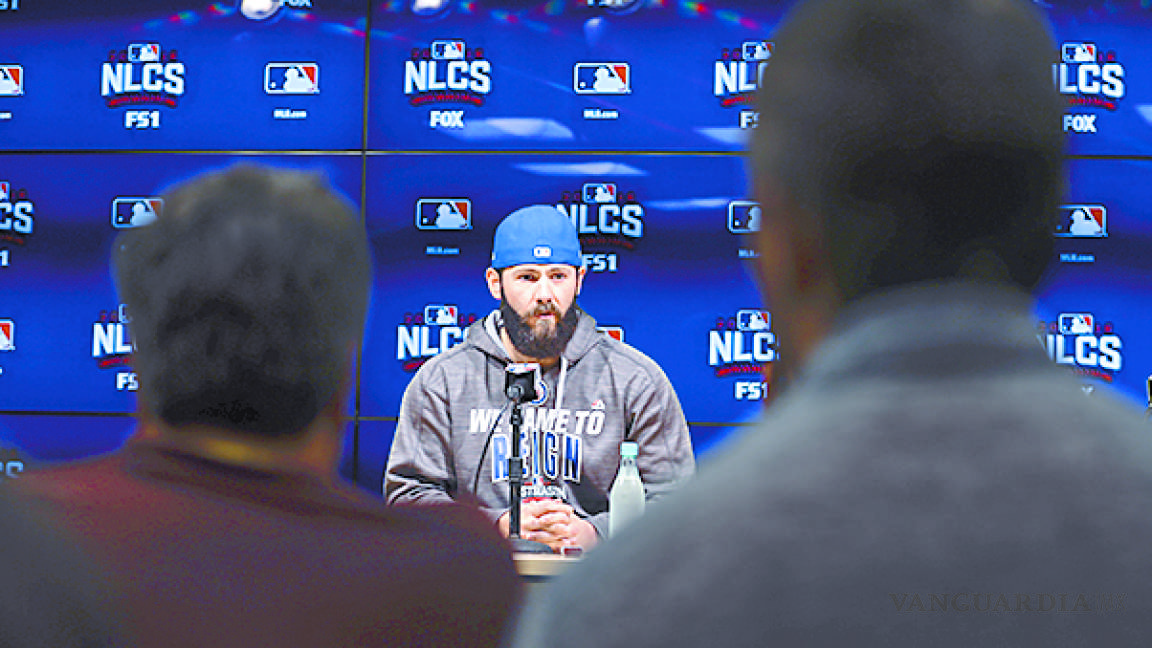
left=620, top=441, right=639, bottom=457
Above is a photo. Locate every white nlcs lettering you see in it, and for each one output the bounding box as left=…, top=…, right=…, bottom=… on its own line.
left=101, top=62, right=186, bottom=96
left=404, top=60, right=491, bottom=95
left=560, top=204, right=644, bottom=238
left=714, top=60, right=768, bottom=95
left=1054, top=63, right=1125, bottom=99
left=92, top=323, right=134, bottom=357
left=709, top=330, right=776, bottom=365
left=396, top=325, right=464, bottom=360
left=0, top=202, right=34, bottom=235
left=1045, top=334, right=1122, bottom=371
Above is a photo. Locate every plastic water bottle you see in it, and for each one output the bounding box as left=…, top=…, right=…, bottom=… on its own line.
left=609, top=441, right=645, bottom=537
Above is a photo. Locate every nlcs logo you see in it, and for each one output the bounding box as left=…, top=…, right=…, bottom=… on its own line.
left=1040, top=312, right=1123, bottom=380
left=556, top=184, right=645, bottom=250
left=396, top=304, right=479, bottom=372
left=1054, top=41, right=1126, bottom=110
left=93, top=305, right=135, bottom=369
left=404, top=40, right=492, bottom=107
left=709, top=309, right=776, bottom=377
left=101, top=43, right=186, bottom=108
left=0, top=180, right=35, bottom=240
left=715, top=41, right=771, bottom=108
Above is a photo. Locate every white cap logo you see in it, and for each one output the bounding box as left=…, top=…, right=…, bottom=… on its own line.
left=533, top=245, right=552, bottom=259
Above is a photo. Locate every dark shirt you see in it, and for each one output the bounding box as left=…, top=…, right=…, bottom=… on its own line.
left=0, top=491, right=119, bottom=647
left=514, top=282, right=1152, bottom=646
left=15, top=436, right=522, bottom=647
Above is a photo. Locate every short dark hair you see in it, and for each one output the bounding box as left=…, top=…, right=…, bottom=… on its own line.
left=114, top=164, right=371, bottom=438
left=750, top=0, right=1065, bottom=300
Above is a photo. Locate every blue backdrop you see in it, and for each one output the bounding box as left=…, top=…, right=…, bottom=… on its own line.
left=1, top=0, right=1151, bottom=494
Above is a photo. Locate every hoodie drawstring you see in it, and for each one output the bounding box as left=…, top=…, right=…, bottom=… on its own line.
left=556, top=356, right=569, bottom=411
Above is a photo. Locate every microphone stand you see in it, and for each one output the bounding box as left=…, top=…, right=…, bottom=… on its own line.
left=507, top=397, right=553, bottom=554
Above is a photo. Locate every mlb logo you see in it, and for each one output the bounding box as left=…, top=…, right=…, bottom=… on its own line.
left=736, top=310, right=771, bottom=332
left=431, top=40, right=466, bottom=60
left=0, top=182, right=8, bottom=201
left=597, top=326, right=624, bottom=343
left=728, top=200, right=761, bottom=233
left=0, top=320, right=12, bottom=352
left=573, top=63, right=631, bottom=95
left=1062, top=42, right=1097, bottom=64
left=583, top=183, right=617, bottom=204
left=532, top=245, right=553, bottom=259
left=1058, top=313, right=1095, bottom=336
left=743, top=41, right=773, bottom=61
left=127, top=43, right=161, bottom=63
left=265, top=63, right=320, bottom=94
left=1056, top=204, right=1107, bottom=238
left=415, top=198, right=472, bottom=230
left=424, top=304, right=458, bottom=326
left=111, top=197, right=162, bottom=229
left=0, top=65, right=23, bottom=96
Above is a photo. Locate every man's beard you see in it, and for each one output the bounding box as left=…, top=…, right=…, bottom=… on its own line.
left=500, top=295, right=580, bottom=360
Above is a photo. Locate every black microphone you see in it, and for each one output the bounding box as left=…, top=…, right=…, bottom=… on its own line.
left=505, top=362, right=540, bottom=404
left=502, top=361, right=552, bottom=554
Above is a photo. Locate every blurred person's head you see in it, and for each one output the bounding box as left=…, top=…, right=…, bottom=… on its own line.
left=748, top=0, right=1065, bottom=372
left=485, top=205, right=586, bottom=364
left=114, top=164, right=371, bottom=443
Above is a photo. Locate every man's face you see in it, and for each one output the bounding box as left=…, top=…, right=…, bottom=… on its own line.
left=486, top=263, right=585, bottom=359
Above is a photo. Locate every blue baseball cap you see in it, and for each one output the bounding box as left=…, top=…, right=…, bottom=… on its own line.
left=491, top=205, right=583, bottom=270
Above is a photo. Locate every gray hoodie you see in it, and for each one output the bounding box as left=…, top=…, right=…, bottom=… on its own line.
left=384, top=308, right=696, bottom=538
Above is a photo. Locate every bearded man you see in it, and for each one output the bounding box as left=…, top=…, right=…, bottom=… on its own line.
left=385, top=205, right=695, bottom=553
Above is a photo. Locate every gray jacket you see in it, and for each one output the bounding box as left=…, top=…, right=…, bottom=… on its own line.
left=514, top=282, right=1152, bottom=646
left=385, top=308, right=695, bottom=537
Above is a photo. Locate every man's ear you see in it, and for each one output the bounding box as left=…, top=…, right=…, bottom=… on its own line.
left=752, top=175, right=841, bottom=379
left=753, top=177, right=799, bottom=304
left=485, top=267, right=502, bottom=300
left=754, top=176, right=833, bottom=302
left=575, top=266, right=586, bottom=296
